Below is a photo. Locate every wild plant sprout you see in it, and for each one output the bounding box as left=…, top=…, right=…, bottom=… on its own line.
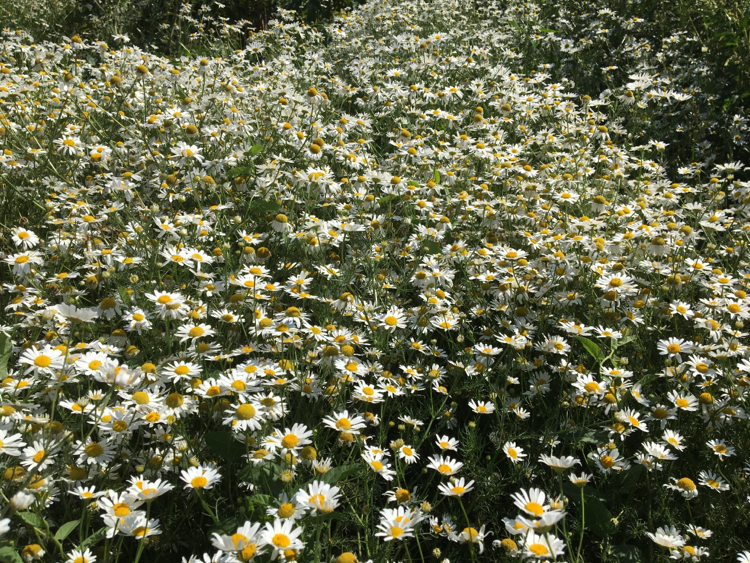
left=0, top=0, right=749, bottom=561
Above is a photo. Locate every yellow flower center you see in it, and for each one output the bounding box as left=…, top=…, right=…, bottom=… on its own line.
left=281, top=434, right=299, bottom=449
left=191, top=476, right=208, bottom=489
left=84, top=442, right=104, bottom=458
left=236, top=404, right=256, bottom=420
left=34, top=355, right=52, bottom=368
left=525, top=502, right=544, bottom=516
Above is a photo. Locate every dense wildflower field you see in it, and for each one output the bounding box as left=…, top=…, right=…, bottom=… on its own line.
left=1, top=0, right=750, bottom=562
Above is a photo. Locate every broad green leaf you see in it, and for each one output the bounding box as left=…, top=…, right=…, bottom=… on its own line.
left=54, top=519, right=80, bottom=542
left=422, top=240, right=442, bottom=255
left=433, top=169, right=440, bottom=183
left=0, top=546, right=23, bottom=563
left=0, top=334, right=11, bottom=379
left=211, top=516, right=239, bottom=536
left=618, top=464, right=646, bottom=489
left=80, top=527, right=108, bottom=550
left=117, top=286, right=132, bottom=307
left=248, top=200, right=281, bottom=214
left=377, top=194, right=399, bottom=206
left=226, top=166, right=253, bottom=178
left=248, top=494, right=272, bottom=507
left=249, top=144, right=263, bottom=157
left=407, top=180, right=420, bottom=187
left=18, top=511, right=44, bottom=528
left=582, top=495, right=615, bottom=537
left=576, top=336, right=603, bottom=362
left=563, top=483, right=614, bottom=538
left=314, top=463, right=362, bottom=485
left=205, top=431, right=245, bottom=461
left=613, top=543, right=643, bottom=562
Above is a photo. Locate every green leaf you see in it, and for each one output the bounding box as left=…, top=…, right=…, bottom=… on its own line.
left=248, top=493, right=272, bottom=507
left=0, top=334, right=11, bottom=379
left=563, top=484, right=614, bottom=538
left=249, top=144, right=263, bottom=157
left=117, top=286, right=132, bottom=307
left=80, top=527, right=107, bottom=550
left=613, top=543, right=643, bottom=562
left=226, top=166, right=253, bottom=178
left=211, top=516, right=239, bottom=536
left=433, top=169, right=440, bottom=183
left=205, top=431, right=245, bottom=462
left=377, top=194, right=399, bottom=206
left=18, top=511, right=44, bottom=528
left=248, top=199, right=280, bottom=214
left=422, top=240, right=442, bottom=255
left=576, top=336, right=603, bottom=362
left=54, top=519, right=80, bottom=542
left=314, top=463, right=362, bottom=485
left=618, top=464, right=646, bottom=489
left=0, top=546, right=23, bottom=563
left=407, top=180, right=420, bottom=187
left=582, top=495, right=615, bottom=537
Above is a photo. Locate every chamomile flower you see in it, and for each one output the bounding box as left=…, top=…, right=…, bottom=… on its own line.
left=181, top=465, right=222, bottom=491
left=503, top=442, right=526, bottom=464
left=438, top=477, right=475, bottom=497
left=259, top=519, right=304, bottom=560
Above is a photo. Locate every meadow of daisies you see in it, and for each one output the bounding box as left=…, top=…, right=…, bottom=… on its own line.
left=1, top=0, right=750, bottom=561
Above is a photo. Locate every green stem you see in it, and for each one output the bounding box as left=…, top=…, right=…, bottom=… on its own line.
left=133, top=502, right=151, bottom=563
left=457, top=496, right=477, bottom=563
left=576, top=485, right=585, bottom=562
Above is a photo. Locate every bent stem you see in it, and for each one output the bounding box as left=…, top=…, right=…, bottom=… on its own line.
left=195, top=489, right=220, bottom=525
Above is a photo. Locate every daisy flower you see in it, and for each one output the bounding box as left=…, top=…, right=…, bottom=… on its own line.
left=468, top=399, right=495, bottom=414
left=523, top=530, right=566, bottom=559
left=223, top=399, right=264, bottom=432
left=707, top=439, right=735, bottom=458
left=699, top=470, right=729, bottom=492
left=374, top=506, right=424, bottom=542
left=0, top=429, right=24, bottom=456
left=362, top=451, right=396, bottom=481
left=19, top=346, right=65, bottom=375
left=427, top=454, right=463, bottom=476
left=667, top=391, right=699, bottom=412
left=175, top=323, right=215, bottom=344
left=181, top=465, right=222, bottom=491
left=259, top=519, right=304, bottom=560
left=503, top=442, right=526, bottom=464
left=378, top=306, right=407, bottom=331
left=538, top=454, right=580, bottom=473
left=664, top=477, right=699, bottom=499
left=293, top=480, right=341, bottom=514
left=397, top=444, right=420, bottom=464
left=438, top=477, right=475, bottom=497
left=11, top=227, right=40, bottom=249
left=435, top=435, right=459, bottom=451
left=75, top=438, right=116, bottom=467
left=322, top=409, right=367, bottom=434
left=646, top=526, right=685, bottom=549
left=657, top=337, right=690, bottom=362
left=126, top=476, right=175, bottom=502
left=264, top=423, right=313, bottom=455
left=511, top=488, right=550, bottom=517
left=212, top=521, right=265, bottom=559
